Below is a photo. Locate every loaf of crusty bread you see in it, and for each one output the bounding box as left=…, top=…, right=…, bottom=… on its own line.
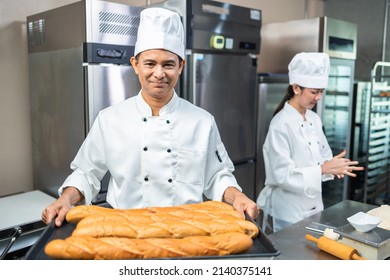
left=65, top=201, right=242, bottom=223
left=72, top=215, right=259, bottom=238
left=44, top=232, right=253, bottom=260
left=69, top=201, right=258, bottom=239
left=65, top=205, right=154, bottom=223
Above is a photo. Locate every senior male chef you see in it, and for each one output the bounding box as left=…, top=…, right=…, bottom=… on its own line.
left=42, top=7, right=259, bottom=227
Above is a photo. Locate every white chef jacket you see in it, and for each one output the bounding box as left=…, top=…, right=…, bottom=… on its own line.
left=59, top=91, right=240, bottom=208
left=257, top=101, right=334, bottom=232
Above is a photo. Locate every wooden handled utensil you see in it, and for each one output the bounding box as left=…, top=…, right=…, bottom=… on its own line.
left=305, top=234, right=366, bottom=260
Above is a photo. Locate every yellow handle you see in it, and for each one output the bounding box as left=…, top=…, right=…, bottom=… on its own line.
left=306, top=234, right=366, bottom=260
left=352, top=253, right=366, bottom=260
left=305, top=234, right=319, bottom=243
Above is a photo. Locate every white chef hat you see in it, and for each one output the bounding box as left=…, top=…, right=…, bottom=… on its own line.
left=134, top=7, right=185, bottom=59
left=288, top=52, right=330, bottom=89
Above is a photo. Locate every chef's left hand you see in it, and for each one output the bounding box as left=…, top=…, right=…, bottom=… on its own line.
left=222, top=187, right=260, bottom=219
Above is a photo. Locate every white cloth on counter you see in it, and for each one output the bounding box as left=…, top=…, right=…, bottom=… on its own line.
left=59, top=91, right=240, bottom=208
left=257, top=101, right=333, bottom=232
left=367, top=205, right=390, bottom=231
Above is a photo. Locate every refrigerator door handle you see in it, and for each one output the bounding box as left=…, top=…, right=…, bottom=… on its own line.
left=96, top=48, right=126, bottom=59
left=192, top=54, right=205, bottom=107
left=192, top=57, right=197, bottom=106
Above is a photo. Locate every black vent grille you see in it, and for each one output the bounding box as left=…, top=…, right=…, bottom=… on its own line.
left=27, top=19, right=45, bottom=46
left=98, top=11, right=139, bottom=36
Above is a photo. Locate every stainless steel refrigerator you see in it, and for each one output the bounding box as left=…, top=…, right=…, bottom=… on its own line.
left=257, top=17, right=358, bottom=208
left=256, top=74, right=289, bottom=199
left=152, top=0, right=262, bottom=200
left=27, top=0, right=143, bottom=202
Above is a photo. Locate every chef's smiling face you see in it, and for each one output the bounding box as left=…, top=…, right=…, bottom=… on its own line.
left=131, top=49, right=185, bottom=102
left=291, top=84, right=324, bottom=113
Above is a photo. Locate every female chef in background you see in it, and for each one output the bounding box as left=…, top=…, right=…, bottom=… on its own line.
left=257, top=52, right=364, bottom=232
left=42, top=7, right=259, bottom=227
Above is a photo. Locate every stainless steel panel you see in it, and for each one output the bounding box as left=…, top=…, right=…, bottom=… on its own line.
left=27, top=0, right=142, bottom=54
left=258, top=17, right=321, bottom=74
left=258, top=17, right=357, bottom=73
left=85, top=65, right=140, bottom=129
left=29, top=48, right=85, bottom=197
left=85, top=0, right=142, bottom=45
left=27, top=2, right=84, bottom=53
left=323, top=17, right=357, bottom=60
left=188, top=53, right=257, bottom=162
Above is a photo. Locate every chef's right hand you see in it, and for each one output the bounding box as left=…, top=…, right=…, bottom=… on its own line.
left=321, top=150, right=364, bottom=178
left=42, top=199, right=71, bottom=227
left=41, top=187, right=84, bottom=227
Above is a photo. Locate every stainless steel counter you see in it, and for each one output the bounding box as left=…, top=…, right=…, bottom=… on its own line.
left=266, top=200, right=377, bottom=260
left=0, top=191, right=56, bottom=259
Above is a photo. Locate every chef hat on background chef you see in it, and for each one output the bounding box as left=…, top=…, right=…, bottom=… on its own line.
left=288, top=52, right=330, bottom=89
left=134, top=7, right=185, bottom=59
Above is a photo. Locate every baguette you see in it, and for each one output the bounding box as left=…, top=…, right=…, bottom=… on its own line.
left=44, top=232, right=253, bottom=260
left=72, top=216, right=258, bottom=238
left=72, top=209, right=243, bottom=227
left=66, top=201, right=242, bottom=223
left=68, top=201, right=259, bottom=239
left=65, top=205, right=153, bottom=223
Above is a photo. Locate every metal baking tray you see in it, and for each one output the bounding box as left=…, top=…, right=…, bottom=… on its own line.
left=25, top=213, right=280, bottom=260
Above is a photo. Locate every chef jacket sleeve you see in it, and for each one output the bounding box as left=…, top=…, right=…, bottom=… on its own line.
left=263, top=124, right=322, bottom=198
left=58, top=114, right=108, bottom=204
left=202, top=117, right=241, bottom=201
left=317, top=122, right=334, bottom=182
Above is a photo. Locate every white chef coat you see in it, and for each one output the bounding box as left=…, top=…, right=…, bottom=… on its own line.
left=59, top=91, right=240, bottom=208
left=257, top=101, right=334, bottom=232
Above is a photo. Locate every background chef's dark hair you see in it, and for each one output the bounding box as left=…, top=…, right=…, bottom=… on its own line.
left=274, top=85, right=305, bottom=116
